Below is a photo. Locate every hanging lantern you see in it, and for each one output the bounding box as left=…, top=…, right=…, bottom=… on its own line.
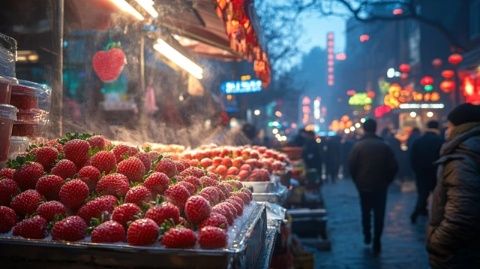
left=441, top=70, right=455, bottom=79
left=399, top=63, right=411, bottom=73
left=440, top=80, right=455, bottom=93
left=431, top=92, right=441, bottom=102
left=346, top=89, right=356, bottom=96
left=420, top=75, right=434, bottom=86
left=448, top=53, right=463, bottom=65
left=463, top=76, right=475, bottom=96
left=367, top=90, right=376, bottom=99
left=432, top=58, right=442, bottom=68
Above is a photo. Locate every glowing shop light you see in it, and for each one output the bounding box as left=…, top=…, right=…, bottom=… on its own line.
left=360, top=118, right=366, bottom=123
left=399, top=103, right=445, bottom=109
left=427, top=111, right=434, bottom=118
left=154, top=39, right=203, bottom=79
left=344, top=129, right=351, bottom=134
left=134, top=0, right=158, bottom=18
left=254, top=109, right=261, bottom=116
left=272, top=128, right=279, bottom=134
left=313, top=98, right=321, bottom=120
left=111, top=0, right=145, bottom=20
left=350, top=126, right=356, bottom=132
left=355, top=123, right=361, bottom=128
left=275, top=111, right=282, bottom=117
left=410, top=111, right=417, bottom=118
left=387, top=68, right=395, bottom=78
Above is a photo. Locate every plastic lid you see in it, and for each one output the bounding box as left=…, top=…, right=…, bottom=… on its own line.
left=0, top=75, right=18, bottom=85
left=0, top=33, right=17, bottom=55
left=12, top=79, right=52, bottom=97
left=0, top=104, right=18, bottom=121
left=9, top=136, right=29, bottom=143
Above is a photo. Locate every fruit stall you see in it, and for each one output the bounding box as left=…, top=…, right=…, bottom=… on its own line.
left=0, top=1, right=287, bottom=268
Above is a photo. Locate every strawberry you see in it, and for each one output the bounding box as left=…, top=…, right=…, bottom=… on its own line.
left=36, top=201, right=66, bottom=221
left=154, top=159, right=177, bottom=178
left=91, top=220, right=126, bottom=243
left=135, top=152, right=152, bottom=171
left=162, top=227, right=196, bottom=248
left=225, top=180, right=243, bottom=190
left=238, top=170, right=249, bottom=181
left=127, top=218, right=159, bottom=246
left=87, top=135, right=109, bottom=150
left=143, top=172, right=170, bottom=196
left=188, top=159, right=199, bottom=166
left=228, top=195, right=245, bottom=206
left=64, top=139, right=90, bottom=168
left=222, top=201, right=238, bottom=217
left=199, top=226, right=227, bottom=249
left=221, top=157, right=233, bottom=167
left=13, top=162, right=44, bottom=190
left=117, top=157, right=146, bottom=182
left=233, top=191, right=251, bottom=205
left=240, top=188, right=253, bottom=203
left=77, top=195, right=118, bottom=223
left=212, top=203, right=234, bottom=225
left=215, top=165, right=228, bottom=178
left=215, top=186, right=226, bottom=201
left=225, top=198, right=243, bottom=216
left=180, top=166, right=204, bottom=178
left=10, top=190, right=43, bottom=215
left=12, top=215, right=47, bottom=239
left=34, top=146, right=59, bottom=171
left=200, top=158, right=213, bottom=168
left=0, top=178, right=19, bottom=205
left=46, top=139, right=64, bottom=152
left=212, top=157, right=222, bottom=166
left=96, top=173, right=129, bottom=198
left=112, top=144, right=138, bottom=163
left=217, top=183, right=233, bottom=198
left=111, top=203, right=142, bottom=227
left=51, top=159, right=77, bottom=180
left=200, top=213, right=229, bottom=230
left=239, top=164, right=252, bottom=172
left=178, top=181, right=196, bottom=195
left=164, top=184, right=190, bottom=209
left=59, top=179, right=89, bottom=210
left=124, top=186, right=152, bottom=206
left=52, top=215, right=87, bottom=241
left=199, top=187, right=221, bottom=205
left=78, top=165, right=101, bottom=191
left=232, top=157, right=243, bottom=168
left=207, top=172, right=219, bottom=181
left=199, top=176, right=219, bottom=188
left=0, top=167, right=15, bottom=179
left=0, top=206, right=17, bottom=232
left=145, top=202, right=180, bottom=226
left=185, top=195, right=211, bottom=224
left=182, top=176, right=201, bottom=191
left=90, top=151, right=117, bottom=174
left=227, top=167, right=239, bottom=176
left=35, top=175, right=64, bottom=200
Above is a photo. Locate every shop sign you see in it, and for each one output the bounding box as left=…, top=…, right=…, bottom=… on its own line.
left=220, top=79, right=262, bottom=94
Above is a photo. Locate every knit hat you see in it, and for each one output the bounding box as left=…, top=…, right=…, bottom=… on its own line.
left=447, top=103, right=480, bottom=126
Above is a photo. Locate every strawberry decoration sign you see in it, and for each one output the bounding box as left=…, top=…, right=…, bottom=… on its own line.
left=92, top=42, right=126, bottom=83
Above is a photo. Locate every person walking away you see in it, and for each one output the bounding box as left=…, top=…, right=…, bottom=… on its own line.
left=406, top=127, right=422, bottom=180
left=427, top=103, right=480, bottom=269
left=409, top=121, right=444, bottom=223
left=326, top=134, right=341, bottom=182
left=302, top=130, right=322, bottom=180
left=348, top=119, right=398, bottom=254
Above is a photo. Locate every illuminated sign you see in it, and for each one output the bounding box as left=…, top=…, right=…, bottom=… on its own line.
left=398, top=103, right=445, bottom=109
left=220, top=80, right=262, bottom=94
left=327, top=32, right=335, bottom=86
left=348, top=93, right=372, bottom=106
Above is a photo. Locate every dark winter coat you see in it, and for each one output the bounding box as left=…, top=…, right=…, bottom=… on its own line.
left=410, top=131, right=444, bottom=189
left=302, top=138, right=322, bottom=172
left=427, top=124, right=480, bottom=269
left=348, top=134, right=398, bottom=192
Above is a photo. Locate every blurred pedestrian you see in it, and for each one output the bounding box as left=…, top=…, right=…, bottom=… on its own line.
left=409, top=121, right=444, bottom=223
left=340, top=134, right=355, bottom=178
left=348, top=119, right=398, bottom=254
left=427, top=103, right=480, bottom=269
left=326, top=134, right=341, bottom=182
left=406, top=127, right=422, bottom=180
left=302, top=130, right=322, bottom=180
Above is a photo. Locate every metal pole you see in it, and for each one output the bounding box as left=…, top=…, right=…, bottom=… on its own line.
left=51, top=0, right=64, bottom=136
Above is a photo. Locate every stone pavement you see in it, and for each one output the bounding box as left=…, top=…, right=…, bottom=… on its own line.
left=310, top=179, right=430, bottom=269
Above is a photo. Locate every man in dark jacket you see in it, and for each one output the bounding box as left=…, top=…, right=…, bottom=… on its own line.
left=409, top=121, right=444, bottom=223
left=427, top=103, right=480, bottom=269
left=348, top=119, right=398, bottom=254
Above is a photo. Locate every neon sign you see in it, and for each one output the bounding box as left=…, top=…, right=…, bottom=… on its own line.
left=220, top=80, right=262, bottom=94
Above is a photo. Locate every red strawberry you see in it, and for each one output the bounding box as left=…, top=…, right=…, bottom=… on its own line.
left=200, top=213, right=229, bottom=230
left=221, top=202, right=238, bottom=217
left=164, top=184, right=190, bottom=209
left=212, top=203, right=234, bottom=225
left=96, top=173, right=129, bottom=198
left=145, top=202, right=180, bottom=226
left=10, top=190, right=43, bottom=215
left=162, top=227, right=196, bottom=248
left=240, top=188, right=253, bottom=203
left=77, top=195, right=118, bottom=223
left=135, top=152, right=152, bottom=171
left=178, top=181, right=196, bottom=195
left=232, top=157, right=243, bottom=168
left=112, top=144, right=137, bottom=163
left=64, top=139, right=90, bottom=168
left=217, top=183, right=233, bottom=198
left=215, top=165, right=228, bottom=178
left=34, top=146, right=59, bottom=171
left=124, top=186, right=152, bottom=206
left=185, top=195, right=211, bottom=224
left=240, top=164, right=252, bottom=172
left=117, top=157, right=146, bottom=182
left=199, top=176, right=219, bottom=188
left=215, top=186, right=226, bottom=201
left=222, top=157, right=233, bottom=167
left=51, top=159, right=77, bottom=180
left=90, top=151, right=117, bottom=174
left=175, top=160, right=190, bottom=173
left=233, top=191, right=251, bottom=205
left=155, top=159, right=177, bottom=178
left=143, top=172, right=170, bottom=196
left=238, top=170, right=249, bottom=181
left=36, top=201, right=66, bottom=221
left=200, top=158, right=213, bottom=168
left=199, top=186, right=221, bottom=205
left=180, top=166, right=204, bottom=178
left=182, top=176, right=201, bottom=190
left=52, top=215, right=87, bottom=241
left=111, top=203, right=142, bottom=227
left=47, top=139, right=64, bottom=152
left=227, top=167, right=239, bottom=176
left=0, top=168, right=15, bottom=179
left=127, top=218, right=159, bottom=246
left=92, top=47, right=126, bottom=82
left=12, top=215, right=47, bottom=239
left=87, top=135, right=109, bottom=150
left=13, top=162, right=44, bottom=190
left=78, top=165, right=101, bottom=191
left=207, top=172, right=219, bottom=181
left=225, top=198, right=243, bottom=216
left=188, top=159, right=199, bottom=166
left=228, top=195, right=245, bottom=206
left=91, top=220, right=126, bottom=243
left=59, top=179, right=89, bottom=210
left=199, top=226, right=227, bottom=249
left=212, top=157, right=222, bottom=166
left=0, top=178, right=19, bottom=205
left=0, top=206, right=17, bottom=233
left=35, top=175, right=64, bottom=200
left=225, top=180, right=243, bottom=190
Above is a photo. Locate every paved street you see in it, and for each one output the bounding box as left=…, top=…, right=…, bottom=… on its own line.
left=312, top=179, right=430, bottom=269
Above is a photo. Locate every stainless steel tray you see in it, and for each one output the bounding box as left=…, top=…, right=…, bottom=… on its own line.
left=0, top=203, right=267, bottom=269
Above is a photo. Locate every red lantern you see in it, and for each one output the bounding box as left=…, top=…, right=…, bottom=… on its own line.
left=399, top=64, right=411, bottom=73
left=448, top=53, right=463, bottom=65
left=400, top=73, right=409, bottom=80
left=367, top=90, right=376, bottom=98
left=432, top=58, right=442, bottom=68
left=347, top=89, right=356, bottom=96
left=374, top=105, right=391, bottom=118
left=440, top=80, right=455, bottom=93
left=441, top=70, right=455, bottom=79
left=420, top=76, right=434, bottom=86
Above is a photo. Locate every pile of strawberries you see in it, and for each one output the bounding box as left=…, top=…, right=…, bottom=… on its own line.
left=0, top=133, right=253, bottom=249
left=181, top=145, right=289, bottom=182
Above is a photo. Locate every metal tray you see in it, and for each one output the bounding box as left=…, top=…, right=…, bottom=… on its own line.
left=0, top=203, right=267, bottom=269
left=252, top=184, right=288, bottom=204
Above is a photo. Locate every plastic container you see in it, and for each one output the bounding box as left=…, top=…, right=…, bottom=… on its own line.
left=8, top=136, right=29, bottom=160
left=0, top=33, right=16, bottom=77
left=0, top=76, right=17, bottom=104
left=0, top=104, right=18, bottom=163
left=12, top=109, right=48, bottom=137
left=10, top=80, right=52, bottom=111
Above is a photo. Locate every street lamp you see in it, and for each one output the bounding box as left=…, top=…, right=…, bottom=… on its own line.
left=254, top=109, right=261, bottom=116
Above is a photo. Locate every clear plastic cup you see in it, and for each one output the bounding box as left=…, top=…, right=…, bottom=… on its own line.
left=12, top=109, right=48, bottom=137
left=0, top=33, right=16, bottom=77
left=0, top=104, right=18, bottom=163
left=10, top=80, right=52, bottom=111
left=0, top=76, right=17, bottom=104
left=8, top=136, right=29, bottom=160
